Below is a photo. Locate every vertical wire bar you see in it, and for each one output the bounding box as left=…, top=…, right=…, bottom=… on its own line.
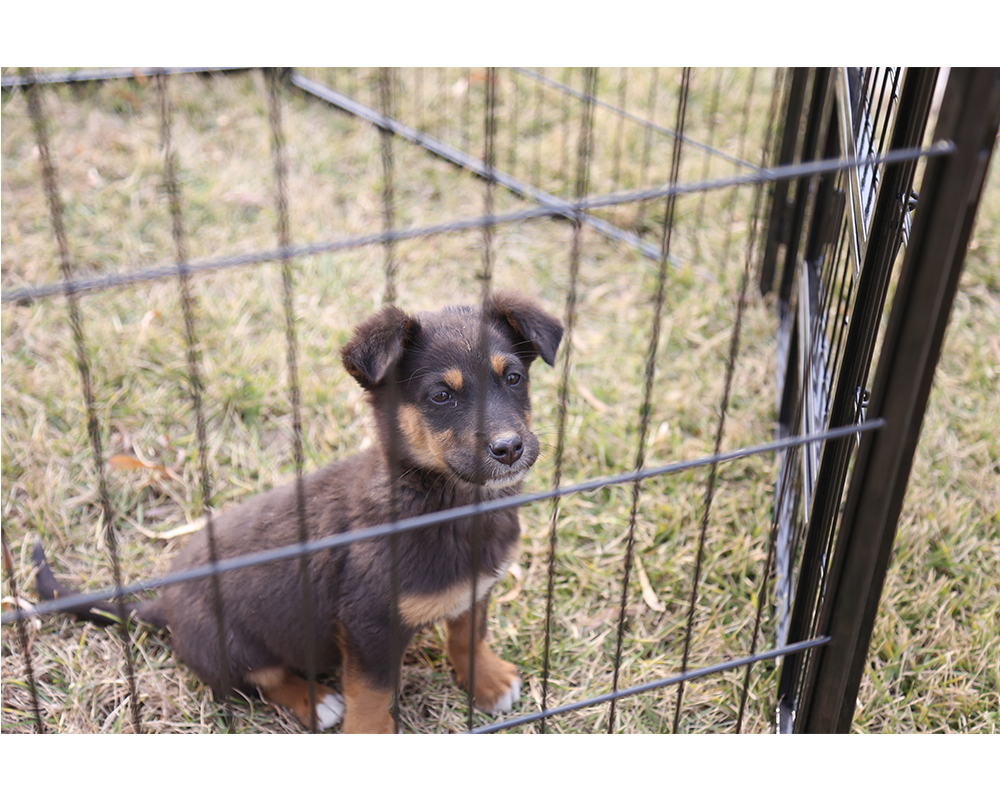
left=767, top=67, right=830, bottom=660
left=508, top=68, right=520, bottom=177
left=439, top=68, right=449, bottom=142
left=854, top=69, right=873, bottom=140
left=533, top=69, right=544, bottom=187
left=759, top=67, right=805, bottom=296
left=815, top=207, right=842, bottom=425
left=463, top=68, right=472, bottom=152
left=774, top=256, right=849, bottom=722
left=865, top=69, right=903, bottom=231
left=779, top=69, right=833, bottom=306
left=560, top=69, right=572, bottom=194
left=634, top=68, right=660, bottom=229
left=378, top=66, right=404, bottom=732
left=414, top=69, right=424, bottom=134
left=736, top=402, right=794, bottom=731
left=868, top=69, right=892, bottom=157
left=725, top=71, right=786, bottom=731
left=773, top=155, right=863, bottom=727
left=773, top=209, right=851, bottom=727
left=873, top=69, right=901, bottom=163
left=612, top=68, right=627, bottom=187
left=540, top=67, right=597, bottom=733
left=482, top=63, right=497, bottom=371
left=25, top=69, right=143, bottom=733
left=2, top=534, right=44, bottom=732
left=468, top=65, right=500, bottom=731
left=694, top=69, right=725, bottom=261
left=715, top=71, right=758, bottom=271
left=816, top=183, right=845, bottom=338
left=380, top=68, right=398, bottom=305
left=867, top=70, right=887, bottom=144
left=265, top=67, right=321, bottom=731
left=827, top=218, right=854, bottom=394
left=863, top=70, right=893, bottom=220
left=608, top=67, right=691, bottom=733
left=672, top=70, right=758, bottom=734
left=736, top=330, right=798, bottom=731
left=155, top=72, right=232, bottom=731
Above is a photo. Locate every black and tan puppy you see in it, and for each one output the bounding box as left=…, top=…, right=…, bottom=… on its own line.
left=33, top=291, right=563, bottom=733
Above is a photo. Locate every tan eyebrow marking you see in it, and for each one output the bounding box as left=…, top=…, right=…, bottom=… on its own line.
left=443, top=368, right=464, bottom=391
left=491, top=354, right=507, bottom=376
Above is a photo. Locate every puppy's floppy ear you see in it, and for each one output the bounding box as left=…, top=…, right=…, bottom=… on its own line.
left=485, top=291, right=564, bottom=367
left=341, top=306, right=419, bottom=389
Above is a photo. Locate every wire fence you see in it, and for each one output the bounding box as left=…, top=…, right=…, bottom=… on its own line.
left=2, top=67, right=996, bottom=734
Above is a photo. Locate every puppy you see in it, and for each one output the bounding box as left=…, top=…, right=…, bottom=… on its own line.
left=33, top=291, right=563, bottom=733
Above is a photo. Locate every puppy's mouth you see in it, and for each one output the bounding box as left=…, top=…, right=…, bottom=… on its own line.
left=482, top=469, right=530, bottom=489
left=449, top=452, right=536, bottom=489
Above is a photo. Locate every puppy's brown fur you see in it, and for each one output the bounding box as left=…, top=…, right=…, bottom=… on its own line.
left=33, top=292, right=563, bottom=733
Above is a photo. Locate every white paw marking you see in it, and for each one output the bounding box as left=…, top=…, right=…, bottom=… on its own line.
left=488, top=676, right=522, bottom=715
left=315, top=691, right=345, bottom=730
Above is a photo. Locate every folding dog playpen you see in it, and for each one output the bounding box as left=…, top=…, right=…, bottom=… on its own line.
left=2, top=67, right=997, bottom=733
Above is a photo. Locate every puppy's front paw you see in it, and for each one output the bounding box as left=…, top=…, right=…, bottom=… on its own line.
left=315, top=690, right=346, bottom=730
left=462, top=650, right=522, bottom=715
left=484, top=673, right=521, bottom=715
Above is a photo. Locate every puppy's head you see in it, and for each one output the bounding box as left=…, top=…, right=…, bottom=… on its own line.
left=341, top=292, right=563, bottom=489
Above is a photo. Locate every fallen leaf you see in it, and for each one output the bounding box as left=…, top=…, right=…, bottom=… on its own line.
left=109, top=454, right=147, bottom=471
left=637, top=559, right=665, bottom=612
left=2, top=595, right=41, bottom=630
left=108, top=454, right=178, bottom=481
left=136, top=519, right=203, bottom=540
left=139, top=310, right=161, bottom=339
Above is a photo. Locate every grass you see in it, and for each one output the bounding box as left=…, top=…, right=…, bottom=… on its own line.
left=2, top=68, right=997, bottom=734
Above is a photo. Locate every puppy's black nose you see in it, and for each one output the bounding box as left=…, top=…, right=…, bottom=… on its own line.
left=488, top=434, right=524, bottom=466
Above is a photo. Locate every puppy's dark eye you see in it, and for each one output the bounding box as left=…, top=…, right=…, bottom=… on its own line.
left=431, top=390, right=452, bottom=404
left=506, top=372, right=522, bottom=387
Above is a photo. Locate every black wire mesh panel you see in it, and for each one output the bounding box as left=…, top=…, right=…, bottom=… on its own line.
left=761, top=67, right=1000, bottom=733
left=765, top=67, right=935, bottom=732
left=792, top=67, right=999, bottom=733
left=1, top=67, right=994, bottom=734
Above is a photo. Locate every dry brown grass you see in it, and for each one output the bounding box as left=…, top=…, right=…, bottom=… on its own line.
left=2, top=68, right=996, bottom=734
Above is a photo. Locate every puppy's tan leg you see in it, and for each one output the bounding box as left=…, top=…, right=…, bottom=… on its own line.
left=340, top=660, right=396, bottom=734
left=446, top=605, right=521, bottom=714
left=248, top=666, right=345, bottom=730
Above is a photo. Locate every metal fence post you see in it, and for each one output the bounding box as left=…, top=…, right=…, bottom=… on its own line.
left=776, top=67, right=940, bottom=728
left=795, top=67, right=1000, bottom=733
left=760, top=68, right=810, bottom=296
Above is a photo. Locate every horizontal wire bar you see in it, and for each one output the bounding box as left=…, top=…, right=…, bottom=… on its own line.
left=2, top=418, right=884, bottom=626
left=1, top=67, right=251, bottom=89
left=468, top=635, right=831, bottom=733
left=512, top=67, right=761, bottom=171
left=1, top=141, right=953, bottom=307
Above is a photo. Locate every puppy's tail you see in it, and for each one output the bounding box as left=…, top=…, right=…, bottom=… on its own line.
left=32, top=540, right=166, bottom=629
